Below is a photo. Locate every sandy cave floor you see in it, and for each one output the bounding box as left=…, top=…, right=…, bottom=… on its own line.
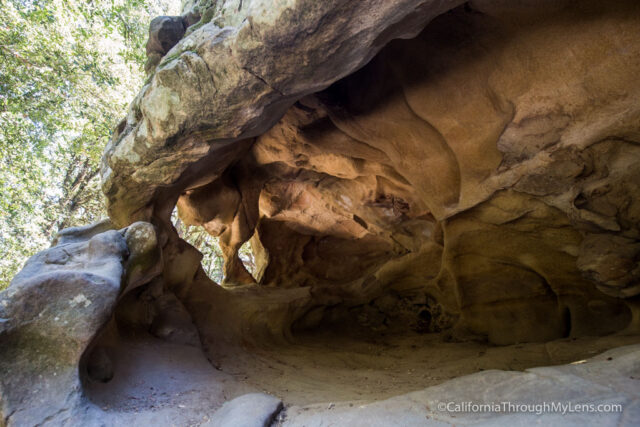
left=85, top=335, right=255, bottom=424
left=86, top=329, right=640, bottom=419
left=222, top=330, right=640, bottom=406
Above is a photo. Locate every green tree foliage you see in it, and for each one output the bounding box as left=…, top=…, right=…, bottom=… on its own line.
left=172, top=209, right=255, bottom=284
left=0, top=0, right=180, bottom=288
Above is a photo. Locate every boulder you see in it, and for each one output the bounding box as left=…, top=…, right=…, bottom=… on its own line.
left=0, top=229, right=127, bottom=425
left=146, top=16, right=187, bottom=56
left=206, top=393, right=283, bottom=427
left=0, top=221, right=160, bottom=426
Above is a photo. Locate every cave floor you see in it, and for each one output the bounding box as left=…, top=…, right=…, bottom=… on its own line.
left=85, top=335, right=257, bottom=425
left=218, top=330, right=640, bottom=406
left=85, top=330, right=640, bottom=423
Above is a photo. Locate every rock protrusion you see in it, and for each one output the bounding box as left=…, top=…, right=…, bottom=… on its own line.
left=0, top=221, right=160, bottom=425
left=206, top=393, right=283, bottom=427
left=0, top=229, right=128, bottom=425
left=144, top=15, right=188, bottom=74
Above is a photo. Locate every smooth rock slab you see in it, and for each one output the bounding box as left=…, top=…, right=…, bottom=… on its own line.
left=206, top=393, right=283, bottom=427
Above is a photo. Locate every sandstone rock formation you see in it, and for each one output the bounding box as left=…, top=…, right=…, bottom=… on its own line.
left=145, top=15, right=189, bottom=74
left=0, top=223, right=133, bottom=425
left=3, top=0, right=640, bottom=425
left=103, top=0, right=640, bottom=347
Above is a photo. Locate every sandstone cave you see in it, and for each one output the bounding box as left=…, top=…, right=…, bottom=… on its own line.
left=2, top=0, right=640, bottom=425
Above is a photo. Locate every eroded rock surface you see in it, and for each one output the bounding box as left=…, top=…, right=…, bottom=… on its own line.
left=4, top=0, right=640, bottom=425
left=0, top=221, right=171, bottom=426
left=0, top=226, right=127, bottom=425
left=102, top=0, right=640, bottom=349
left=101, top=0, right=465, bottom=227
left=104, top=0, right=640, bottom=420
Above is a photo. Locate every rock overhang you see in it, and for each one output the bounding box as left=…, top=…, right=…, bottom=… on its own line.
left=3, top=0, right=640, bottom=425
left=99, top=0, right=640, bottom=348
